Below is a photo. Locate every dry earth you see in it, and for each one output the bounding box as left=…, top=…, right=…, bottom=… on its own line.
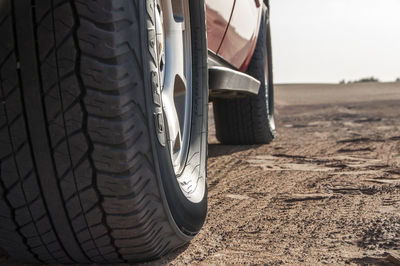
left=2, top=82, right=400, bottom=265
left=151, top=82, right=400, bottom=265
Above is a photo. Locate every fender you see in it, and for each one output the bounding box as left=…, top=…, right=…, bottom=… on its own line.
left=205, top=0, right=235, bottom=53
left=217, top=0, right=263, bottom=71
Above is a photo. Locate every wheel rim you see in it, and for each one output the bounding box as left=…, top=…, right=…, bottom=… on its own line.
left=156, top=0, right=192, bottom=176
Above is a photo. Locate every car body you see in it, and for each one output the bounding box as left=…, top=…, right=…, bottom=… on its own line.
left=205, top=0, right=263, bottom=71
left=0, top=1, right=274, bottom=263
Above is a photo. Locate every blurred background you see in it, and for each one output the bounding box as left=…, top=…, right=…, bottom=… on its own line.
left=271, top=0, right=400, bottom=84
left=205, top=2, right=400, bottom=263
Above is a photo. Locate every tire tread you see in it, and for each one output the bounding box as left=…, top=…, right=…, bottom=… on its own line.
left=0, top=0, right=184, bottom=263
left=213, top=7, right=275, bottom=145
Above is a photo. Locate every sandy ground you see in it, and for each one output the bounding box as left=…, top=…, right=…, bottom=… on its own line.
left=2, top=82, right=400, bottom=265
left=151, top=82, right=400, bottom=265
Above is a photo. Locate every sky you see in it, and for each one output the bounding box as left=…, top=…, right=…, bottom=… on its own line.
left=270, top=0, right=400, bottom=83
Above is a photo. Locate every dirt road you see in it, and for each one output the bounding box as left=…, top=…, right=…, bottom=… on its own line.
left=2, top=83, right=399, bottom=265
left=152, top=82, right=400, bottom=265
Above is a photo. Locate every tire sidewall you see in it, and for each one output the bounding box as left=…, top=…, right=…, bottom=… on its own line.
left=143, top=0, right=208, bottom=236
left=248, top=4, right=276, bottom=138
left=265, top=6, right=276, bottom=134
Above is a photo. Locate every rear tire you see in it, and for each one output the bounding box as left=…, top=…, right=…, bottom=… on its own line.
left=213, top=4, right=276, bottom=145
left=0, top=0, right=207, bottom=263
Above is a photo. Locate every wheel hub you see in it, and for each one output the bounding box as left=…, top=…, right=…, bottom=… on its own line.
left=155, top=0, right=192, bottom=176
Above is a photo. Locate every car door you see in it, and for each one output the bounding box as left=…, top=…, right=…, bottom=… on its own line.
left=217, top=0, right=263, bottom=70
left=205, top=0, right=235, bottom=54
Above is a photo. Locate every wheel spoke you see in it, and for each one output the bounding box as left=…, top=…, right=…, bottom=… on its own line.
left=162, top=0, right=186, bottom=98
left=156, top=0, right=192, bottom=175
left=162, top=0, right=186, bottom=31
left=160, top=0, right=190, bottom=173
left=162, top=92, right=182, bottom=160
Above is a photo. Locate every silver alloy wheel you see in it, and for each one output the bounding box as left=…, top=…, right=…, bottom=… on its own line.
left=155, top=0, right=192, bottom=176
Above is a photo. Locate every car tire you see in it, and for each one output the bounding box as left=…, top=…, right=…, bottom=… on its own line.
left=213, top=4, right=276, bottom=145
left=0, top=0, right=207, bottom=263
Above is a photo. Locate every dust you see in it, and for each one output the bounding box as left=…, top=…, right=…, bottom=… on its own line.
left=148, top=83, right=400, bottom=265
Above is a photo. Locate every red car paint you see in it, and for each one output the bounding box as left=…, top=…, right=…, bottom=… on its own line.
left=205, top=0, right=262, bottom=71
left=205, top=0, right=235, bottom=53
